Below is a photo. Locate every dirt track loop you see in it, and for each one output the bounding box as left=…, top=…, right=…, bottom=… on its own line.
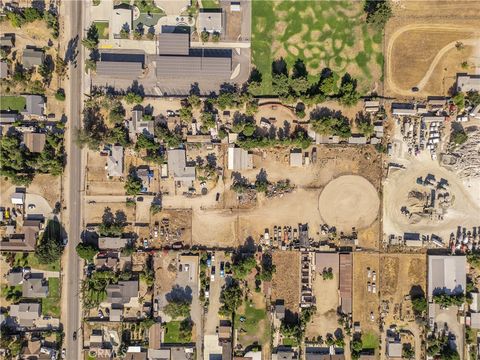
left=318, top=175, right=380, bottom=231
left=386, top=24, right=480, bottom=96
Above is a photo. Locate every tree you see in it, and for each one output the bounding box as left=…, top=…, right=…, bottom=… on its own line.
left=212, top=31, right=220, bottom=42
left=311, top=116, right=351, bottom=138
left=453, top=92, right=465, bottom=109
left=402, top=344, right=415, bottom=359
left=109, top=103, right=125, bottom=124
left=242, top=122, right=256, bottom=137
left=120, top=28, right=130, bottom=39
left=125, top=171, right=143, bottom=195
left=232, top=256, right=257, bottom=279
left=356, top=114, right=374, bottom=137
left=163, top=300, right=191, bottom=319
left=201, top=31, right=209, bottom=42
left=364, top=0, right=392, bottom=30
left=219, top=280, right=243, bottom=316
left=187, top=94, right=201, bottom=108
left=55, top=88, right=66, bottom=101
left=322, top=267, right=334, bottom=280
left=201, top=112, right=216, bottom=131
left=85, top=59, right=97, bottom=73
left=35, top=219, right=64, bottom=264
left=258, top=252, right=276, bottom=281
left=55, top=55, right=67, bottom=79
left=338, top=74, right=360, bottom=106
left=23, top=7, right=42, bottom=22
left=450, top=128, right=468, bottom=145
left=76, top=243, right=99, bottom=262
left=6, top=11, right=26, bottom=28
left=466, top=90, right=480, bottom=107
left=319, top=71, right=338, bottom=95
left=179, top=105, right=193, bottom=123
left=412, top=295, right=427, bottom=316
left=178, top=318, right=193, bottom=342
left=124, top=92, right=143, bottom=104
left=82, top=24, right=99, bottom=49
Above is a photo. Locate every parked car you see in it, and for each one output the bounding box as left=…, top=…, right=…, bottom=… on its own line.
left=411, top=87, right=419, bottom=92
left=215, top=193, right=220, bottom=201
left=211, top=266, right=216, bottom=281
left=367, top=267, right=371, bottom=278
left=28, top=204, right=36, bottom=210
left=372, top=283, right=377, bottom=294
left=98, top=310, right=104, bottom=319
left=367, top=282, right=372, bottom=292
left=372, top=271, right=376, bottom=282
left=73, top=332, right=77, bottom=341
left=220, top=262, right=225, bottom=278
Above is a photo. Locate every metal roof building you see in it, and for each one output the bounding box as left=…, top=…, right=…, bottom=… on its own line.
left=197, top=10, right=223, bottom=33
left=22, top=48, right=44, bottom=68
left=428, top=255, right=466, bottom=299
left=96, top=61, right=143, bottom=79
left=339, top=253, right=352, bottom=315
left=155, top=53, right=232, bottom=78
left=456, top=73, right=480, bottom=93
left=158, top=33, right=190, bottom=55
left=227, top=146, right=252, bottom=170
left=23, top=132, right=46, bottom=153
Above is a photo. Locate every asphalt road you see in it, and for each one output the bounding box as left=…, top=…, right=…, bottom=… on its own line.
left=64, top=0, right=84, bottom=359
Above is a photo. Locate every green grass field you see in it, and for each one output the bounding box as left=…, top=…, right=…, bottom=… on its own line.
left=164, top=321, right=191, bottom=343
left=14, top=253, right=61, bottom=272
left=201, top=0, right=220, bottom=9
left=0, top=96, right=26, bottom=112
left=93, top=21, right=109, bottom=39
left=134, top=0, right=164, bottom=13
left=42, top=278, right=60, bottom=317
left=362, top=331, right=379, bottom=350
left=251, top=0, right=382, bottom=95
left=235, top=301, right=270, bottom=346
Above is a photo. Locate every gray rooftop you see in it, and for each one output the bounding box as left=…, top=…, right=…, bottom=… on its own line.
left=22, top=95, right=45, bottom=117
left=22, top=274, right=48, bottom=298
left=96, top=61, right=143, bottom=79
left=227, top=146, right=252, bottom=170
left=22, top=48, right=44, bottom=68
left=428, top=255, right=466, bottom=298
left=158, top=33, right=190, bottom=55
left=107, top=146, right=124, bottom=177
left=9, top=303, right=41, bottom=327
left=0, top=61, right=8, bottom=79
left=106, top=280, right=139, bottom=304
left=167, top=149, right=196, bottom=183
left=197, top=11, right=223, bottom=33
left=457, top=74, right=480, bottom=93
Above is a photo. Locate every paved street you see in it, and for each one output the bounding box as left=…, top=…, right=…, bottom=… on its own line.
left=63, top=1, right=84, bottom=359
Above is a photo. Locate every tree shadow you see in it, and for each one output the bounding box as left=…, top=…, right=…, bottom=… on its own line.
left=206, top=153, right=217, bottom=168
left=256, top=168, right=268, bottom=184
left=165, top=285, right=193, bottom=303
left=292, top=59, right=308, bottom=79
left=190, top=83, right=200, bottom=96
left=272, top=58, right=288, bottom=77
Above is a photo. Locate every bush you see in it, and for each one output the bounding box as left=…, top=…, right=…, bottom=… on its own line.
left=451, top=128, right=468, bottom=145
left=55, top=89, right=66, bottom=101
left=35, top=219, right=64, bottom=264
left=76, top=243, right=99, bottom=262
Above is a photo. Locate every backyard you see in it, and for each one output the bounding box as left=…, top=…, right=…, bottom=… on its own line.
left=251, top=0, right=383, bottom=95
left=235, top=300, right=270, bottom=347
left=201, top=0, right=220, bottom=9
left=132, top=0, right=165, bottom=29
left=164, top=320, right=192, bottom=344
left=362, top=331, right=379, bottom=351
left=14, top=253, right=61, bottom=272
left=0, top=96, right=26, bottom=112
left=42, top=278, right=60, bottom=317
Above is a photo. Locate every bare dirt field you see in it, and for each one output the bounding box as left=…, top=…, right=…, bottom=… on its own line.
left=318, top=175, right=380, bottom=232
left=0, top=175, right=61, bottom=209
left=306, top=273, right=339, bottom=339
left=385, top=1, right=480, bottom=97
left=271, top=251, right=300, bottom=314
left=84, top=202, right=135, bottom=225
left=383, top=159, right=480, bottom=242
left=352, top=252, right=380, bottom=337
left=86, top=151, right=126, bottom=196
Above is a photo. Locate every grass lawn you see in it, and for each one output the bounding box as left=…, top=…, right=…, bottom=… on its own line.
left=251, top=0, right=382, bottom=95
left=283, top=337, right=298, bottom=346
left=93, top=21, right=109, bottom=39
left=362, top=331, right=379, bottom=350
left=42, top=278, right=60, bottom=317
left=235, top=300, right=269, bottom=346
left=0, top=96, right=26, bottom=112
left=134, top=0, right=165, bottom=14
left=164, top=321, right=190, bottom=343
left=201, top=0, right=220, bottom=9
left=14, top=253, right=61, bottom=272
left=1, top=284, right=22, bottom=298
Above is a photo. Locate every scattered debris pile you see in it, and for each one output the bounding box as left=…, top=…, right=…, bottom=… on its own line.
left=265, top=179, right=294, bottom=198
left=442, top=129, right=480, bottom=179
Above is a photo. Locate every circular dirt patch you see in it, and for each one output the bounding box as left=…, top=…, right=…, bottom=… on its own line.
left=318, top=175, right=379, bottom=230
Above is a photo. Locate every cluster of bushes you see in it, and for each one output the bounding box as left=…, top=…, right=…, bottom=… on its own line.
left=0, top=128, right=65, bottom=185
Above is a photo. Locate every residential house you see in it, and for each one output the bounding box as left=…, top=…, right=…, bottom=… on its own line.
left=0, top=112, right=20, bottom=126
left=22, top=48, right=45, bottom=68
left=470, top=312, right=480, bottom=329
left=22, top=273, right=48, bottom=298
left=23, top=132, right=46, bottom=153
left=106, top=145, right=124, bottom=177
left=456, top=73, right=480, bottom=93
left=95, top=254, right=119, bottom=271
left=125, top=346, right=147, bottom=360
left=386, top=340, right=402, bottom=359
left=391, top=103, right=417, bottom=116
left=227, top=146, right=253, bottom=170
left=137, top=166, right=153, bottom=192
left=0, top=34, right=14, bottom=48
left=129, top=110, right=154, bottom=139
left=106, top=280, right=139, bottom=305
left=167, top=149, right=196, bottom=185
left=11, top=192, right=25, bottom=205
left=272, top=348, right=298, bottom=360
left=9, top=302, right=41, bottom=327
left=197, top=10, right=223, bottom=33
left=348, top=135, right=367, bottom=144
left=148, top=348, right=171, bottom=360
left=0, top=60, right=9, bottom=79
left=0, top=219, right=42, bottom=252
left=112, top=5, right=133, bottom=39
left=22, top=95, right=45, bottom=117
left=7, top=270, right=24, bottom=286
left=109, top=306, right=123, bottom=322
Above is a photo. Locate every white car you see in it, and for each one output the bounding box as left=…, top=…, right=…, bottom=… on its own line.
left=367, top=282, right=372, bottom=292
left=370, top=312, right=375, bottom=321
left=205, top=290, right=210, bottom=299
left=372, top=271, right=376, bottom=282
left=367, top=267, right=371, bottom=278
left=372, top=283, right=377, bottom=294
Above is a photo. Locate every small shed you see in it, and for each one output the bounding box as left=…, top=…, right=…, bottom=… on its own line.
left=289, top=149, right=303, bottom=167
left=11, top=192, right=25, bottom=205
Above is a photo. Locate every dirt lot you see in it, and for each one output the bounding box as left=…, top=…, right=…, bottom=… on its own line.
left=271, top=251, right=300, bottom=314
left=380, top=254, right=427, bottom=322
left=383, top=158, right=480, bottom=242
left=86, top=150, right=126, bottom=196
left=84, top=202, right=135, bottom=225
left=0, top=174, right=61, bottom=209
left=150, top=209, right=192, bottom=247
left=352, top=252, right=380, bottom=337
left=306, top=273, right=339, bottom=339
left=385, top=1, right=480, bottom=97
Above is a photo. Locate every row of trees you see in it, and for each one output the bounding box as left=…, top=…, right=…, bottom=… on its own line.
left=0, top=128, right=65, bottom=185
